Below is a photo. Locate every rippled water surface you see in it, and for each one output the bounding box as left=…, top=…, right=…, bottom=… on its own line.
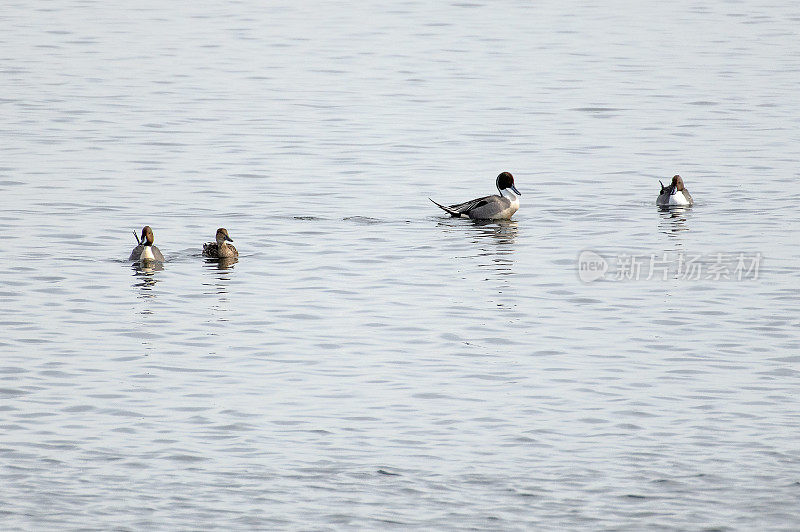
left=3, top=1, right=800, bottom=530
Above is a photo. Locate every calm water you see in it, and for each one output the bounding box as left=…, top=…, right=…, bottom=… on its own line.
left=3, top=1, right=800, bottom=530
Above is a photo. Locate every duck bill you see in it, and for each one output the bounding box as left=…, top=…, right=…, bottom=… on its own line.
left=511, top=185, right=521, bottom=196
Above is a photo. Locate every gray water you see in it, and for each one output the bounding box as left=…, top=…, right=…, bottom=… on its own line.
left=3, top=1, right=800, bottom=530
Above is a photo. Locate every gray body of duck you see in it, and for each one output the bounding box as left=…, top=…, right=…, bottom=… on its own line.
left=430, top=171, right=521, bottom=220
left=202, top=228, right=238, bottom=258
left=657, top=174, right=693, bottom=206
left=129, top=226, right=164, bottom=262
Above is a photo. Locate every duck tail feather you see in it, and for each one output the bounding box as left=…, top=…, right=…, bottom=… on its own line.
left=429, top=198, right=464, bottom=217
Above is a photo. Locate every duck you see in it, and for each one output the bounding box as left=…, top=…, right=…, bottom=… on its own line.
left=128, top=225, right=164, bottom=262
left=430, top=171, right=521, bottom=220
left=129, top=226, right=164, bottom=263
left=202, top=228, right=238, bottom=258
left=657, top=175, right=693, bottom=207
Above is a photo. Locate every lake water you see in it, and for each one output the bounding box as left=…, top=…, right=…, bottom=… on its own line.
left=3, top=1, right=800, bottom=529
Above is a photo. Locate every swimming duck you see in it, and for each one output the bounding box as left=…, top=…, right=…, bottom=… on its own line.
left=430, top=171, right=521, bottom=220
left=657, top=175, right=693, bottom=207
left=202, top=228, right=238, bottom=258
left=129, top=225, right=164, bottom=262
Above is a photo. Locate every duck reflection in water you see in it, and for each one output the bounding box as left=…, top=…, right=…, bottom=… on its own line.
left=202, top=255, right=238, bottom=301
left=658, top=205, right=691, bottom=238
left=131, top=265, right=161, bottom=297
left=471, top=219, right=517, bottom=277
left=439, top=218, right=518, bottom=278
left=131, top=260, right=163, bottom=273
left=204, top=256, right=238, bottom=270
left=470, top=218, right=518, bottom=244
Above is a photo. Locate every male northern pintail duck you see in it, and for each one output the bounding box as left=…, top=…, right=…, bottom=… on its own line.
left=129, top=225, right=164, bottom=262
left=430, top=171, right=521, bottom=220
left=202, top=228, right=238, bottom=258
left=657, top=174, right=693, bottom=207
